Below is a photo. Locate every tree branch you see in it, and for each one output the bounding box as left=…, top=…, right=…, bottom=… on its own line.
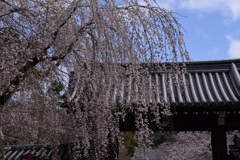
left=0, top=20, right=94, bottom=107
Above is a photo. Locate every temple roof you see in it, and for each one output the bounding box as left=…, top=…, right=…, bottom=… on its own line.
left=108, top=59, right=240, bottom=108
left=2, top=145, right=53, bottom=160
left=166, top=59, right=240, bottom=108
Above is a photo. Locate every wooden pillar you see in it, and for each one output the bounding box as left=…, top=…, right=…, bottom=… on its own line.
left=211, top=126, right=227, bottom=160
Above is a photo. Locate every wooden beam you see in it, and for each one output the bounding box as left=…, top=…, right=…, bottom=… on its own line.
left=211, top=126, right=227, bottom=160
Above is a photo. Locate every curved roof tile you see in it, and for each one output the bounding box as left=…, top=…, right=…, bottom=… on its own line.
left=133, top=59, right=240, bottom=107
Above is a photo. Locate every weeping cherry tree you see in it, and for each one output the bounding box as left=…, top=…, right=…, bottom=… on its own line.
left=0, top=0, right=189, bottom=159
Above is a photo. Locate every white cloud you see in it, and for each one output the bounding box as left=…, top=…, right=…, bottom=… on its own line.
left=153, top=0, right=240, bottom=21
left=155, top=0, right=177, bottom=11
left=179, top=0, right=224, bottom=11
left=227, top=36, right=240, bottom=58
left=227, top=0, right=240, bottom=20
left=179, top=0, right=240, bottom=21
left=140, top=0, right=240, bottom=21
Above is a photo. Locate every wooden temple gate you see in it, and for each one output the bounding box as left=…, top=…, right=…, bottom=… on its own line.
left=120, top=59, right=240, bottom=160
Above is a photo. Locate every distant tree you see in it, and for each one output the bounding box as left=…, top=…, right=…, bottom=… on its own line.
left=0, top=0, right=189, bottom=159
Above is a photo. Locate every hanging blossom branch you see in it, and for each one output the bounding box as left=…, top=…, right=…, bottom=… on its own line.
left=0, top=0, right=94, bottom=106
left=0, top=0, right=189, bottom=159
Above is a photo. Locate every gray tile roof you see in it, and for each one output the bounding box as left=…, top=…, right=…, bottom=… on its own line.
left=165, top=60, right=240, bottom=107
left=101, top=59, right=240, bottom=108
left=3, top=145, right=53, bottom=160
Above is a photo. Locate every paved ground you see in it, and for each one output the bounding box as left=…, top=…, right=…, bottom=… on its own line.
left=130, top=131, right=237, bottom=160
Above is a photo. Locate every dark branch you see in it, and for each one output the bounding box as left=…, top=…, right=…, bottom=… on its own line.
left=0, top=20, right=94, bottom=107
left=0, top=56, right=42, bottom=106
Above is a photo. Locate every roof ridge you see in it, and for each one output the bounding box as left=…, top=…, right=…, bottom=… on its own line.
left=186, top=58, right=240, bottom=65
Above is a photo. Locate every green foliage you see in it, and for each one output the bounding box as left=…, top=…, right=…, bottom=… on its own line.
left=121, top=132, right=172, bottom=156
left=121, top=132, right=138, bottom=157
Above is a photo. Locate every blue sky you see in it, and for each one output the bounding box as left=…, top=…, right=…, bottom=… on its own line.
left=154, top=0, right=240, bottom=61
